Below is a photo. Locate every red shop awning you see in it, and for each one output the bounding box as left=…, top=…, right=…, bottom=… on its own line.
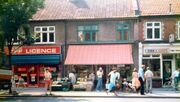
left=65, top=44, right=133, bottom=65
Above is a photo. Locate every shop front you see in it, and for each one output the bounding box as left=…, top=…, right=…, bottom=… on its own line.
left=64, top=44, right=134, bottom=91
left=7, top=46, right=62, bottom=87
left=139, top=43, right=180, bottom=87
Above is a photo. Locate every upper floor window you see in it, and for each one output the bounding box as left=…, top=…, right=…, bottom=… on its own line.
left=178, top=21, right=180, bottom=39
left=77, top=25, right=98, bottom=42
left=116, top=23, right=131, bottom=41
left=145, top=22, right=161, bottom=40
left=34, top=26, right=55, bottom=44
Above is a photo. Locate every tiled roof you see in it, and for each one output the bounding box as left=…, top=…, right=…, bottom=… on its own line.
left=138, top=0, right=180, bottom=16
left=32, top=0, right=135, bottom=21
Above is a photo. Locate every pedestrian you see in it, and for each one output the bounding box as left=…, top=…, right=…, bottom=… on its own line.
left=17, top=76, right=26, bottom=88
left=69, top=71, right=76, bottom=90
left=172, top=68, right=180, bottom=91
left=144, top=67, right=153, bottom=93
left=44, top=68, right=52, bottom=95
left=96, top=67, right=103, bottom=92
left=11, top=75, right=18, bottom=95
left=138, top=64, right=145, bottom=95
left=115, top=69, right=121, bottom=91
left=106, top=66, right=119, bottom=96
left=132, top=68, right=141, bottom=92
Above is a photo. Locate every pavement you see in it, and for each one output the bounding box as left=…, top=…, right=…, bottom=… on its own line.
left=0, top=88, right=180, bottom=98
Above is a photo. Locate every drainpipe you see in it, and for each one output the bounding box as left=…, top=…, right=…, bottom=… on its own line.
left=138, top=42, right=142, bottom=69
left=62, top=20, right=68, bottom=77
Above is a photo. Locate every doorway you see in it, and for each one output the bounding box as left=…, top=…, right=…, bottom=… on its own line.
left=163, top=61, right=172, bottom=84
left=28, top=66, right=38, bottom=87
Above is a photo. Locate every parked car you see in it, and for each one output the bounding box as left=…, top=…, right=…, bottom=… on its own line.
left=0, top=69, right=12, bottom=90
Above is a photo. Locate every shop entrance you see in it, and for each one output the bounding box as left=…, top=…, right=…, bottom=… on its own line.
left=163, top=61, right=172, bottom=85
left=28, top=66, right=38, bottom=87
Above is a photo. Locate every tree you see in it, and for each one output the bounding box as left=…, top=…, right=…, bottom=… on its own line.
left=0, top=0, right=44, bottom=68
left=0, top=18, right=5, bottom=66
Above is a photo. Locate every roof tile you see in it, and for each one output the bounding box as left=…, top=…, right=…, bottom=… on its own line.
left=139, top=0, right=180, bottom=16
left=32, top=0, right=135, bottom=21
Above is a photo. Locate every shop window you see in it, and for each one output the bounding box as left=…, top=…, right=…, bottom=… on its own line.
left=116, top=23, right=131, bottom=41
left=163, top=55, right=173, bottom=59
left=34, top=26, right=55, bottom=44
left=152, top=54, right=160, bottom=57
left=143, top=59, right=160, bottom=78
left=143, top=55, right=150, bottom=57
left=145, top=22, right=162, bottom=40
left=77, top=25, right=98, bottom=42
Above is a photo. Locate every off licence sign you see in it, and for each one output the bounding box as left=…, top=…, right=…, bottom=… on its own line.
left=5, top=46, right=61, bottom=55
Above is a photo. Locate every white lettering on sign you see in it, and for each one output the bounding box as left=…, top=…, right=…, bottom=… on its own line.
left=25, top=48, right=57, bottom=54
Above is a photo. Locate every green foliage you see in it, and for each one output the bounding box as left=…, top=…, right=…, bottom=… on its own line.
left=0, top=0, right=44, bottom=44
left=0, top=0, right=44, bottom=67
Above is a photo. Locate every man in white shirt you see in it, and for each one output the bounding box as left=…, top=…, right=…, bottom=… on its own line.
left=144, top=67, right=153, bottom=93
left=96, top=67, right=103, bottom=91
left=44, top=68, right=52, bottom=95
left=172, top=68, right=180, bottom=91
left=69, top=72, right=76, bottom=84
left=106, top=66, right=119, bottom=96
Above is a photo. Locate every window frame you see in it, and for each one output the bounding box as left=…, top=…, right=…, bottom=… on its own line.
left=77, top=25, right=98, bottom=42
left=178, top=21, right=180, bottom=40
left=145, top=22, right=162, bottom=41
left=34, top=26, right=55, bottom=44
left=116, top=23, right=131, bottom=41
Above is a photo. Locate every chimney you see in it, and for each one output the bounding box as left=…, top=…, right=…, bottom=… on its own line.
left=169, top=3, right=172, bottom=14
left=132, top=0, right=140, bottom=16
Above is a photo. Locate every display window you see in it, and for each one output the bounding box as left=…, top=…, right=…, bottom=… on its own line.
left=143, top=59, right=161, bottom=78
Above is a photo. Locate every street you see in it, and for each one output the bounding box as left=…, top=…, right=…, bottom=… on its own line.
left=1, top=97, right=180, bottom=102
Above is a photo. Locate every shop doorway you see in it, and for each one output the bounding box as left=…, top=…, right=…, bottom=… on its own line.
left=28, top=66, right=38, bottom=87
left=163, top=61, right=172, bottom=85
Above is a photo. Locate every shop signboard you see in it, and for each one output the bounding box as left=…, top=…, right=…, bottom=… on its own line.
left=5, top=46, right=61, bottom=55
left=168, top=48, right=180, bottom=53
left=143, top=46, right=180, bottom=54
left=144, top=48, right=168, bottom=54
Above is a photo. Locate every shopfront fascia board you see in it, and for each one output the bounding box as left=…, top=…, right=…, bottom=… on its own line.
left=142, top=44, right=180, bottom=54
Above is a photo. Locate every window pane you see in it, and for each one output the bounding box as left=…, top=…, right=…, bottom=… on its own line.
left=35, top=27, right=41, bottom=31
left=143, top=59, right=160, bottom=78
left=78, top=26, right=84, bottom=31
left=49, top=27, right=54, bottom=31
left=143, top=55, right=150, bottom=57
left=155, top=28, right=160, bottom=38
left=123, top=25, right=128, bottom=29
left=42, top=27, right=47, bottom=31
left=147, top=28, right=152, bottom=39
left=85, top=32, right=90, bottom=41
left=78, top=31, right=84, bottom=42
left=147, top=23, right=152, bottom=27
left=35, top=33, right=40, bottom=42
left=84, top=26, right=91, bottom=30
left=118, top=31, right=122, bottom=40
left=154, top=23, right=160, bottom=26
left=92, top=32, right=96, bottom=41
left=92, top=25, right=98, bottom=30
left=179, top=27, right=180, bottom=38
left=117, top=25, right=122, bottom=30
left=124, top=31, right=128, bottom=40
left=42, top=33, right=47, bottom=42
left=49, top=33, right=54, bottom=42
